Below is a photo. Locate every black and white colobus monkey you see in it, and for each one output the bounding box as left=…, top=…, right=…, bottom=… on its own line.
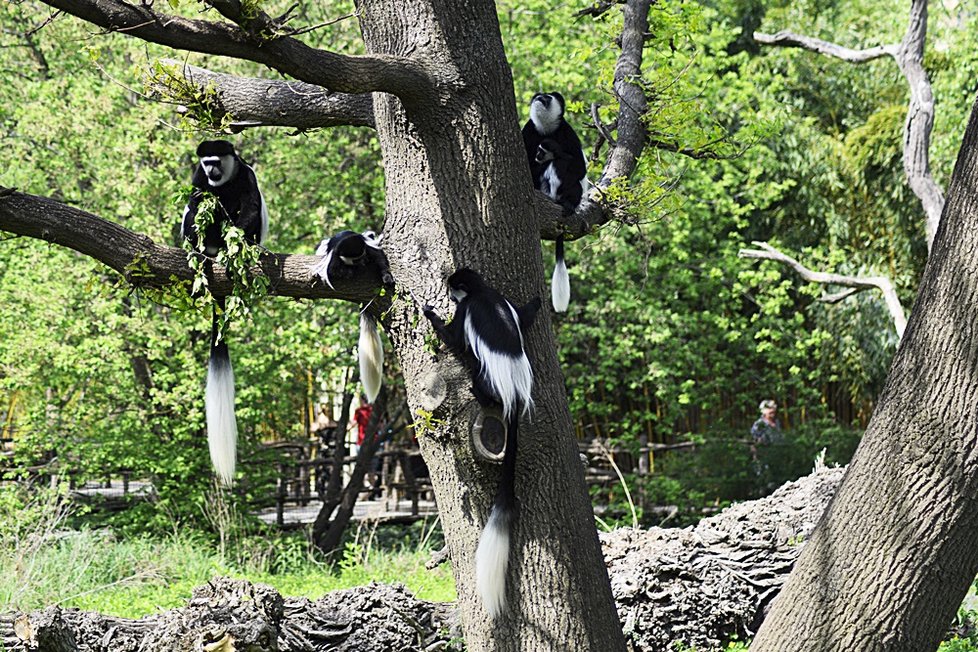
left=423, top=269, right=541, bottom=618
left=522, top=93, right=587, bottom=313
left=310, top=230, right=391, bottom=403
left=181, top=140, right=269, bottom=486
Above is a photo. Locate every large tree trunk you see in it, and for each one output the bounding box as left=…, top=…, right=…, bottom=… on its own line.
left=751, top=92, right=978, bottom=651
left=355, top=2, right=626, bottom=649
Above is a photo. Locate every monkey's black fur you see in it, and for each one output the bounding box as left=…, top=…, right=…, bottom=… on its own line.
left=180, top=140, right=268, bottom=486
left=521, top=94, right=585, bottom=312
left=535, top=137, right=585, bottom=216
left=311, top=230, right=392, bottom=289
left=181, top=140, right=267, bottom=255
left=424, top=268, right=540, bottom=617
left=521, top=92, right=587, bottom=214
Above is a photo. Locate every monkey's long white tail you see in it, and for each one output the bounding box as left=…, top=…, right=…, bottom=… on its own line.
left=475, top=410, right=519, bottom=618
left=206, top=301, right=237, bottom=486
left=551, top=234, right=570, bottom=313
left=359, top=312, right=383, bottom=403
left=476, top=501, right=514, bottom=618
left=206, top=339, right=238, bottom=486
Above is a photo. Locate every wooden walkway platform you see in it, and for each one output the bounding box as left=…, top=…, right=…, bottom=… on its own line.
left=254, top=498, right=438, bottom=527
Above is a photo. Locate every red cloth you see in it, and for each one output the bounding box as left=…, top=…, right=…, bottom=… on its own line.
left=354, top=405, right=373, bottom=445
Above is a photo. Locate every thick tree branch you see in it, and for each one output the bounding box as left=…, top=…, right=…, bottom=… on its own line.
left=0, top=190, right=381, bottom=303
left=541, top=0, right=651, bottom=241
left=41, top=0, right=434, bottom=103
left=752, top=30, right=897, bottom=63
left=155, top=60, right=375, bottom=130
left=739, top=241, right=907, bottom=338
left=754, top=0, right=944, bottom=250
left=598, top=0, right=650, bottom=187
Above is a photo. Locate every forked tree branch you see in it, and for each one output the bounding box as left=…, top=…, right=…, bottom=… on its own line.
left=739, top=241, right=907, bottom=338
left=0, top=189, right=380, bottom=303
left=754, top=0, right=944, bottom=250
left=154, top=60, right=375, bottom=130
left=40, top=0, right=434, bottom=104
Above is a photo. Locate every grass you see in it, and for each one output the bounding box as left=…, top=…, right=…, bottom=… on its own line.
left=5, top=484, right=978, bottom=651
left=0, top=484, right=455, bottom=618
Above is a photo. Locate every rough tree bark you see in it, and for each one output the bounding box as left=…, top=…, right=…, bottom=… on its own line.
left=750, top=92, right=978, bottom=651
left=0, top=1, right=659, bottom=649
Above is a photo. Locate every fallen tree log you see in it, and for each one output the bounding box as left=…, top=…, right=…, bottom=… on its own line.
left=2, top=468, right=845, bottom=651
left=3, top=578, right=460, bottom=652
left=604, top=466, right=845, bottom=650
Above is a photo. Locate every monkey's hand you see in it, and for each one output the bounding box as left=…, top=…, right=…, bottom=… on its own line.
left=422, top=305, right=444, bottom=328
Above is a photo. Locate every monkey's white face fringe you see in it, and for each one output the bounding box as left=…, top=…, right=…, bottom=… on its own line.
left=552, top=259, right=570, bottom=313
left=201, top=155, right=237, bottom=188
left=530, top=98, right=562, bottom=135
left=206, top=356, right=238, bottom=486
left=359, top=313, right=384, bottom=403
left=476, top=505, right=512, bottom=619
left=464, top=304, right=534, bottom=420
left=311, top=239, right=337, bottom=289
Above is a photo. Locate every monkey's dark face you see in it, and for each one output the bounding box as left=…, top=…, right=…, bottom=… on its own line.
left=448, top=268, right=484, bottom=302
left=529, top=93, right=565, bottom=134
left=199, top=154, right=238, bottom=187
left=535, top=140, right=559, bottom=164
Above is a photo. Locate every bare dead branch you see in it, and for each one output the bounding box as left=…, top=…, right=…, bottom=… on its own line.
left=0, top=189, right=382, bottom=303
left=40, top=0, right=434, bottom=104
left=752, top=30, right=898, bottom=63
left=155, top=60, right=375, bottom=130
left=738, top=241, right=907, bottom=338
left=591, top=102, right=617, bottom=148
left=283, top=12, right=358, bottom=37
left=819, top=287, right=860, bottom=304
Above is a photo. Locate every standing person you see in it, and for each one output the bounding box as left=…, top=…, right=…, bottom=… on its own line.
left=353, top=395, right=373, bottom=453
left=751, top=399, right=783, bottom=445
left=750, top=399, right=783, bottom=492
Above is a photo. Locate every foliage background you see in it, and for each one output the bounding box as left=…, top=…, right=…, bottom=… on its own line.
left=0, top=1, right=977, bottom=638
